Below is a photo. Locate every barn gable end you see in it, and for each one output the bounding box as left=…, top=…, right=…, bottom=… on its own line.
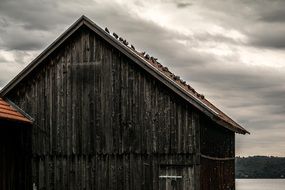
left=0, top=16, right=249, bottom=135
left=0, top=16, right=248, bottom=190
left=3, top=22, right=201, bottom=190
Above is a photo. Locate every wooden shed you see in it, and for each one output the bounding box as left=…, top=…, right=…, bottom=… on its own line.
left=0, top=16, right=249, bottom=190
left=0, top=98, right=32, bottom=190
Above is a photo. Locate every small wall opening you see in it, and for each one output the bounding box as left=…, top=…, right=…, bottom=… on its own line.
left=159, top=165, right=194, bottom=190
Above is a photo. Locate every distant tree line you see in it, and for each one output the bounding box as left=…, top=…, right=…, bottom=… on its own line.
left=236, top=156, right=285, bottom=178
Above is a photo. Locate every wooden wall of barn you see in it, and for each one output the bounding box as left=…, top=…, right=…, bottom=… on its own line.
left=0, top=121, right=32, bottom=190
left=6, top=25, right=201, bottom=189
left=199, top=115, right=235, bottom=190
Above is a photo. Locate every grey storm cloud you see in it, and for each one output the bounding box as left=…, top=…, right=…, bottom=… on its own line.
left=176, top=2, right=192, bottom=8
left=248, top=26, right=285, bottom=49
left=258, top=8, right=285, bottom=23
left=254, top=0, right=285, bottom=23
left=0, top=0, right=285, bottom=156
left=192, top=0, right=285, bottom=49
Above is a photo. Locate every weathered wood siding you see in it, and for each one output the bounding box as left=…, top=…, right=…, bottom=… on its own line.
left=200, top=115, right=235, bottom=190
left=0, top=122, right=31, bottom=190
left=6, top=26, right=200, bottom=189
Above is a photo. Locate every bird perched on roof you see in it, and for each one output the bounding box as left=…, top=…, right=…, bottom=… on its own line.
left=141, top=51, right=146, bottom=56
left=131, top=45, right=135, bottom=50
left=119, top=37, right=124, bottom=42
left=145, top=54, right=150, bottom=60
left=162, top=67, right=169, bottom=72
left=123, top=40, right=129, bottom=46
left=113, top=32, right=118, bottom=39
left=150, top=56, right=158, bottom=63
left=173, top=75, right=180, bottom=80
left=105, top=27, right=110, bottom=33
left=187, top=85, right=193, bottom=90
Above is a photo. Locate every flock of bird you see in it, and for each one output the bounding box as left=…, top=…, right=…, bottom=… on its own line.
left=104, top=27, right=205, bottom=100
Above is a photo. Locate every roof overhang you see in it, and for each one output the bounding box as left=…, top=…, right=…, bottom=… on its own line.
left=0, top=98, right=33, bottom=125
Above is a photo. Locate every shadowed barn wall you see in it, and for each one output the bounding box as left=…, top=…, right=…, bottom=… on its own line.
left=6, top=26, right=203, bottom=190
left=200, top=115, right=235, bottom=190
left=0, top=122, right=31, bottom=190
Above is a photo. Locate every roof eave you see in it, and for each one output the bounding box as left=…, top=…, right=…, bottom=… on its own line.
left=0, top=98, right=33, bottom=125
left=5, top=98, right=34, bottom=124
left=213, top=116, right=250, bottom=134
left=0, top=117, right=33, bottom=125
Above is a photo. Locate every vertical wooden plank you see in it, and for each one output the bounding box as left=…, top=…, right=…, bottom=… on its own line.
left=94, top=36, right=102, bottom=154
left=66, top=41, right=72, bottom=156
left=170, top=98, right=177, bottom=153
left=62, top=49, right=68, bottom=156
left=56, top=55, right=61, bottom=155
left=71, top=38, right=77, bottom=155
left=111, top=50, right=120, bottom=154
left=164, top=94, right=171, bottom=154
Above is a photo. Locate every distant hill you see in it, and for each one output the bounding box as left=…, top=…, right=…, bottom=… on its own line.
left=236, top=156, right=285, bottom=178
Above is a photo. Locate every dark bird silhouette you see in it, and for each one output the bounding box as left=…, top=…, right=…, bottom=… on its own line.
left=187, top=85, right=193, bottom=90
left=123, top=40, right=129, bottom=46
left=113, top=32, right=118, bottom=39
left=105, top=27, right=110, bottom=33
left=141, top=51, right=146, bottom=56
left=131, top=45, right=135, bottom=50
left=162, top=67, right=168, bottom=71
left=150, top=56, right=158, bottom=63
left=173, top=75, right=180, bottom=80
left=119, top=37, right=124, bottom=42
left=145, top=54, right=150, bottom=60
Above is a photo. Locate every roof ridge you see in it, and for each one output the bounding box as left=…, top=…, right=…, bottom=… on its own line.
left=104, top=27, right=206, bottom=101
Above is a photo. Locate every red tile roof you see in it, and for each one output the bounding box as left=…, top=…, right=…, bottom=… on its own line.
left=0, top=98, right=32, bottom=124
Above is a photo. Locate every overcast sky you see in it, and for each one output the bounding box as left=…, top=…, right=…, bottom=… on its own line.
left=0, top=0, right=285, bottom=156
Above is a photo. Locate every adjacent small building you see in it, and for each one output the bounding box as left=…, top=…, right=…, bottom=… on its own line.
left=0, top=16, right=249, bottom=190
left=0, top=98, right=32, bottom=190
